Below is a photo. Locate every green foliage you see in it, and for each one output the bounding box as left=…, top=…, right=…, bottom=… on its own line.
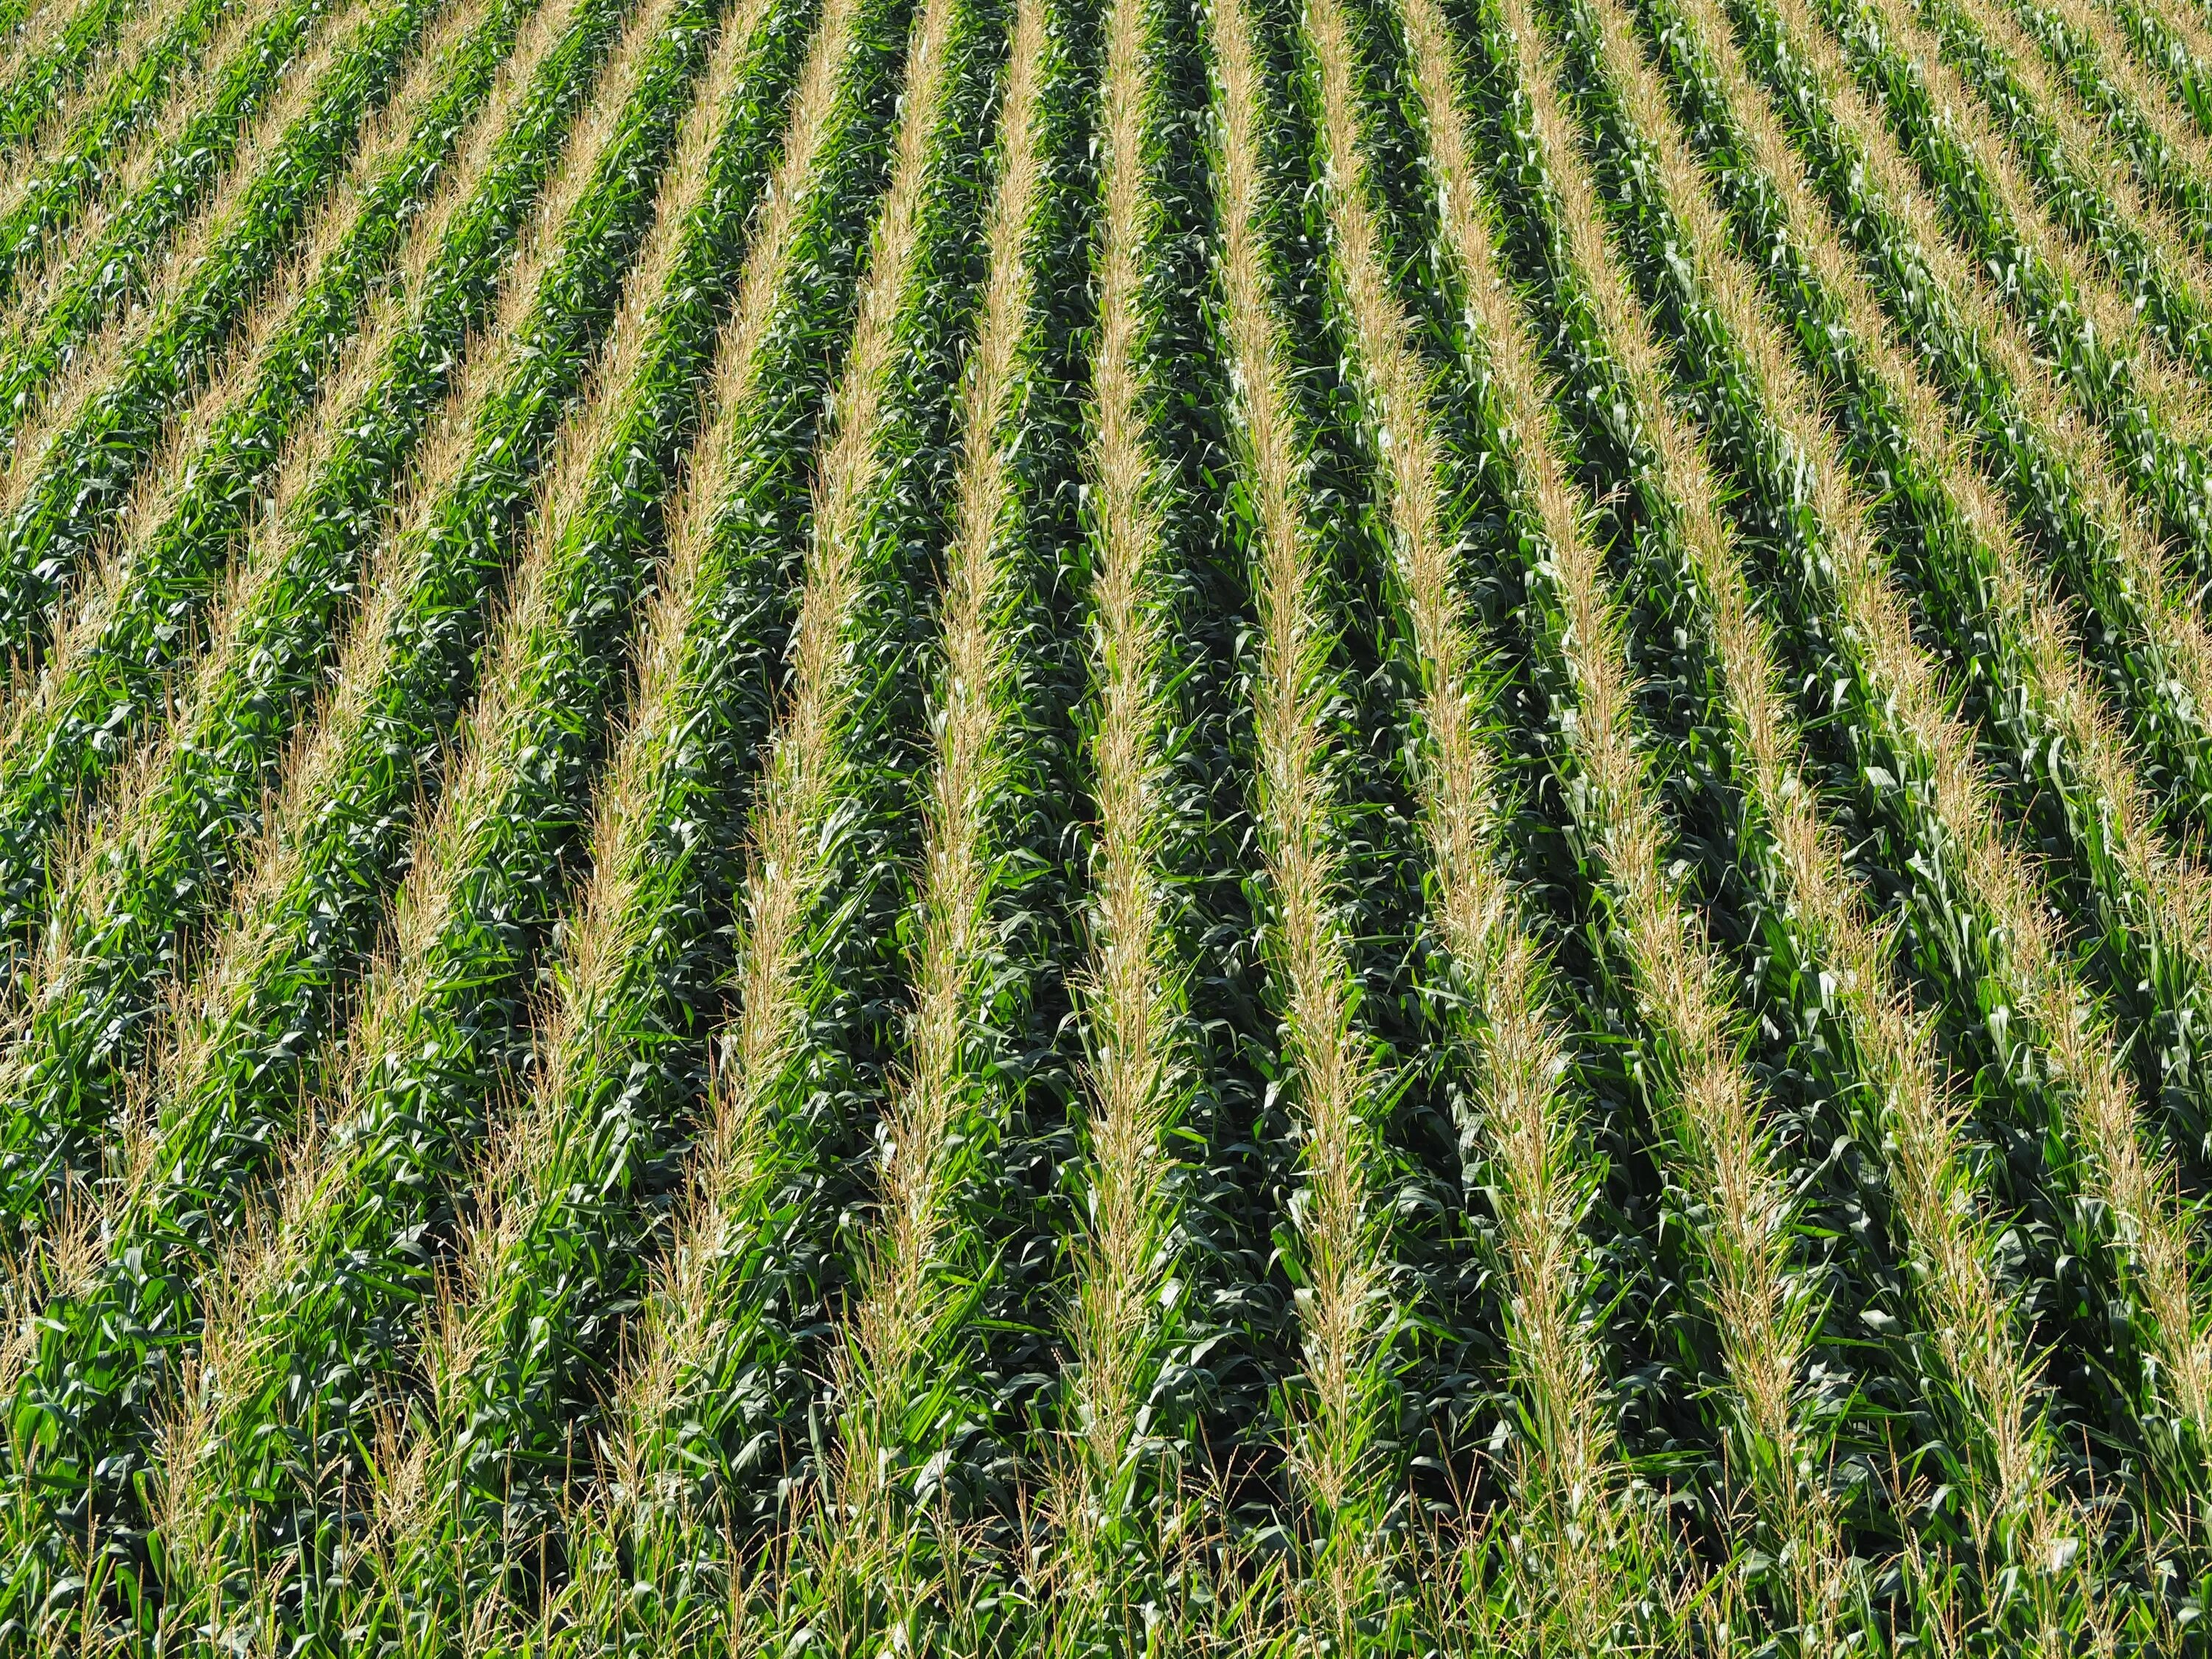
left=0, top=0, right=548, bottom=948
left=0, top=0, right=449, bottom=651
left=0, top=0, right=628, bottom=1247
left=7, top=0, right=2212, bottom=1646
left=0, top=0, right=270, bottom=317
left=0, top=0, right=147, bottom=156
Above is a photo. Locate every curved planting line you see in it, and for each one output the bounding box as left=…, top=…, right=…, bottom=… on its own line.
left=787, top=0, right=1054, bottom=1636
left=0, top=0, right=323, bottom=358
left=0, top=0, right=557, bottom=964
left=1384, top=0, right=1665, bottom=1644
left=426, top=0, right=972, bottom=1630
left=1923, top=0, right=2212, bottom=352
left=0, top=0, right=464, bottom=652
left=0, top=0, right=147, bottom=156
left=215, top=0, right=911, bottom=1635
left=0, top=0, right=531, bottom=1511
left=1669, top=0, right=2212, bottom=1140
left=68, top=1, right=810, bottom=1642
left=1663, top=0, right=2212, bottom=1569
left=0, top=0, right=669, bottom=1636
left=1728, top=0, right=2212, bottom=815
left=1570, top=0, right=2212, bottom=1572
left=1465, top=0, right=1863, bottom=1642
left=1220, top=0, right=1651, bottom=1637
left=1284, top=0, right=1450, bottom=1631
left=0, top=0, right=397, bottom=478
left=80, top=0, right=726, bottom=1204
left=1539, top=0, right=2110, bottom=1631
left=1725, top=0, right=2212, bottom=1484
left=133, top=24, right=776, bottom=1650
left=0, top=0, right=484, bottom=552
left=1686, top=0, right=2212, bottom=1198
left=2104, top=0, right=2212, bottom=135
left=0, top=0, right=631, bottom=1249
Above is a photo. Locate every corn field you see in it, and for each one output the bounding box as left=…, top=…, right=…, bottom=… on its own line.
left=13, top=0, right=2212, bottom=1646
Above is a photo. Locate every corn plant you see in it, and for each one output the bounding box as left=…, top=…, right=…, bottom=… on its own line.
left=1529, top=0, right=2123, bottom=1635
left=0, top=0, right=633, bottom=1248
left=1913, top=0, right=2212, bottom=358
left=0, top=0, right=462, bottom=649
left=0, top=0, right=147, bottom=156
left=0, top=1, right=767, bottom=1648
left=1997, top=0, right=2212, bottom=254
left=0, top=0, right=229, bottom=303
left=1382, top=0, right=1707, bottom=1641
left=1669, top=0, right=2212, bottom=1169
left=182, top=0, right=934, bottom=1638
left=1526, top=0, right=2212, bottom=1612
left=1279, top=0, right=1489, bottom=1635
left=1811, top=0, right=2212, bottom=572
left=1710, top=0, right=2212, bottom=1532
left=0, top=0, right=720, bottom=1641
left=0, top=0, right=552, bottom=954
left=736, top=0, right=1062, bottom=1641
left=1447, top=0, right=1881, bottom=1642
left=1027, top=0, right=1224, bottom=1638
left=0, top=0, right=383, bottom=466
left=439, top=0, right=989, bottom=1620
left=0, top=0, right=310, bottom=343
left=2101, top=0, right=2212, bottom=137
left=8, top=0, right=2212, bottom=1637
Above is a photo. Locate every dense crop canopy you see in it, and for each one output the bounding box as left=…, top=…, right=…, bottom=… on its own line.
left=11, top=0, right=2212, bottom=1648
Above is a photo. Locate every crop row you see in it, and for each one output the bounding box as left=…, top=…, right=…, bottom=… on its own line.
left=19, top=0, right=2212, bottom=1645
left=0, top=0, right=252, bottom=311
left=0, top=0, right=149, bottom=156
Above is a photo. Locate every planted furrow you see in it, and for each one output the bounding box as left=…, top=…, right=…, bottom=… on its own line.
left=0, top=0, right=474, bottom=653
left=0, top=0, right=561, bottom=964
left=1377, top=0, right=1652, bottom=1644
left=0, top=0, right=218, bottom=269
left=136, top=31, right=785, bottom=1650
left=778, top=0, right=1054, bottom=1635
left=2000, top=0, right=2212, bottom=248
left=1714, top=0, right=2212, bottom=820
left=1722, top=0, right=2212, bottom=1480
left=1204, top=0, right=1644, bottom=1636
left=0, top=0, right=146, bottom=156
left=2107, top=0, right=2212, bottom=134
left=1034, top=0, right=1203, bottom=1630
left=418, top=0, right=968, bottom=1625
left=1920, top=0, right=2212, bottom=353
left=1672, top=0, right=2212, bottom=1140
left=1551, top=0, right=2212, bottom=1564
left=0, top=0, right=329, bottom=364
left=1521, top=0, right=2105, bottom=1628
left=1674, top=0, right=2212, bottom=1376
left=0, top=0, right=414, bottom=489
left=0, top=0, right=686, bottom=1637
left=0, top=0, right=2197, bottom=1632
left=1379, top=0, right=1860, bottom=1637
left=170, top=0, right=909, bottom=1633
left=0, top=0, right=634, bottom=1243
left=0, top=0, right=763, bottom=1640
left=1281, top=0, right=1474, bottom=1631
left=1806, top=0, right=2212, bottom=562
left=0, top=0, right=265, bottom=317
